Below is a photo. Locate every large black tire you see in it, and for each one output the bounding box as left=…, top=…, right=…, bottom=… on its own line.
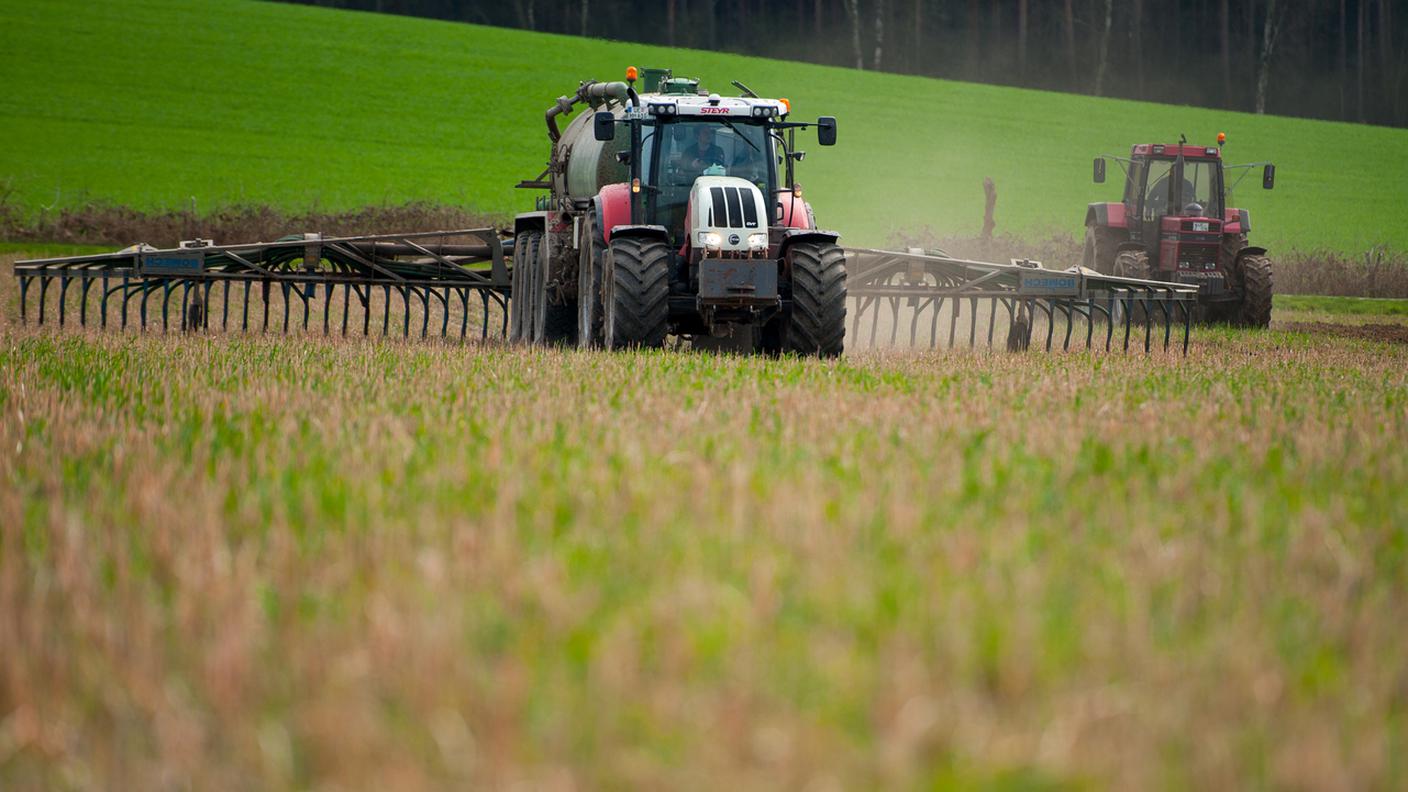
left=1082, top=225, right=1121, bottom=274
left=543, top=303, right=577, bottom=345
left=577, top=212, right=605, bottom=349
left=1236, top=254, right=1274, bottom=328
left=604, top=236, right=670, bottom=349
left=784, top=242, right=847, bottom=357
left=511, top=231, right=542, bottom=343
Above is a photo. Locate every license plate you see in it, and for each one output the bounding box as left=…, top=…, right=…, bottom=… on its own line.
left=1192, top=221, right=1210, bottom=232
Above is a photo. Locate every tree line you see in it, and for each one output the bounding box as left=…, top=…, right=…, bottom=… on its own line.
left=282, top=0, right=1408, bottom=128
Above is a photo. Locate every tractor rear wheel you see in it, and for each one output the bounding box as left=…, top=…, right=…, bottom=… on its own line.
left=511, top=230, right=543, bottom=343
left=1236, top=254, right=1274, bottom=328
left=784, top=242, right=847, bottom=357
left=1082, top=225, right=1120, bottom=274
left=604, top=236, right=670, bottom=349
left=544, top=302, right=576, bottom=345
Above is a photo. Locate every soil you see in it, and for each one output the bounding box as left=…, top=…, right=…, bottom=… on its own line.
left=1277, top=321, right=1408, bottom=344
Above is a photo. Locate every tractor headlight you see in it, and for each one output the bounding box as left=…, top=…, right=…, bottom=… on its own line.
left=747, top=233, right=767, bottom=251
left=700, top=231, right=722, bottom=251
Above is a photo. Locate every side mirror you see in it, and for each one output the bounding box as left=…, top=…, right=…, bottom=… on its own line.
left=593, top=111, right=615, bottom=142
left=1093, top=157, right=1106, bottom=184
left=1262, top=163, right=1275, bottom=189
left=816, top=116, right=837, bottom=146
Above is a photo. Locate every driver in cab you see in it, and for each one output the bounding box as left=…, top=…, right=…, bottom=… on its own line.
left=678, top=126, right=726, bottom=173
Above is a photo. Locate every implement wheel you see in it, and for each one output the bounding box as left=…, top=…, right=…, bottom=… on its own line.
left=511, top=230, right=543, bottom=343
left=577, top=212, right=605, bottom=349
left=1236, top=254, right=1274, bottom=328
left=604, top=236, right=669, bottom=349
left=783, top=242, right=847, bottom=357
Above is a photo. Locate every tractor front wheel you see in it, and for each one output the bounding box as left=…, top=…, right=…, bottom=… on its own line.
left=784, top=242, right=847, bottom=357
left=1236, top=254, right=1274, bottom=328
left=604, top=236, right=670, bottom=349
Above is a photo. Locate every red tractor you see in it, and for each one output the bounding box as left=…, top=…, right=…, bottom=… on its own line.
left=1082, top=136, right=1276, bottom=326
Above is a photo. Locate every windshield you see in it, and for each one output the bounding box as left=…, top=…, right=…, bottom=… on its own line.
left=1182, top=160, right=1221, bottom=217
left=1142, top=157, right=1222, bottom=219
left=644, top=120, right=774, bottom=235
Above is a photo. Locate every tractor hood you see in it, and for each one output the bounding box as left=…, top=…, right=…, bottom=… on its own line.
left=688, top=176, right=768, bottom=256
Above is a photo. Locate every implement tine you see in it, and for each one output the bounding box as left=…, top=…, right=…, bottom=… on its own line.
left=382, top=285, right=391, bottom=336
left=161, top=281, right=172, bottom=333
left=38, top=277, right=50, bottom=325
left=342, top=283, right=351, bottom=337
left=948, top=294, right=959, bottom=348
left=58, top=276, right=71, bottom=327
left=1182, top=301, right=1192, bottom=355
left=416, top=283, right=428, bottom=335
left=908, top=298, right=922, bottom=346
left=1122, top=291, right=1132, bottom=353
left=459, top=288, right=470, bottom=340
left=1159, top=293, right=1172, bottom=352
left=262, top=280, right=271, bottom=333
left=968, top=297, right=978, bottom=348
left=18, top=276, right=28, bottom=324
left=402, top=286, right=412, bottom=338
left=440, top=288, right=451, bottom=338
left=323, top=282, right=333, bottom=335
left=1060, top=301, right=1074, bottom=351
left=987, top=299, right=997, bottom=348
left=101, top=274, right=110, bottom=329
left=930, top=298, right=942, bottom=348
left=1086, top=298, right=1095, bottom=349
left=80, top=277, right=94, bottom=326
left=1144, top=294, right=1153, bottom=354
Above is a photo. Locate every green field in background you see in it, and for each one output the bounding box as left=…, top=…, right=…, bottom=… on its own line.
left=2, top=0, right=1406, bottom=251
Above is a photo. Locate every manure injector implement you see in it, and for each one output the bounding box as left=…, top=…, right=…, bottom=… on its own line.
left=12, top=67, right=1199, bottom=354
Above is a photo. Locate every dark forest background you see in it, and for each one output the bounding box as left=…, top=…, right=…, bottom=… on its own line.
left=282, top=0, right=1407, bottom=128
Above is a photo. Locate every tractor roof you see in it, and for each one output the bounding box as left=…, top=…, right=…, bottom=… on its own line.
left=1132, top=143, right=1222, bottom=159
left=633, top=93, right=789, bottom=120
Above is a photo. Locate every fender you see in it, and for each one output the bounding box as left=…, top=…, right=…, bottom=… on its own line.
left=777, top=190, right=814, bottom=229
left=513, top=211, right=548, bottom=237
left=594, top=183, right=633, bottom=243
left=608, top=224, right=670, bottom=242
left=1223, top=208, right=1251, bottom=236
left=1115, top=241, right=1148, bottom=254
left=777, top=228, right=841, bottom=260
left=1235, top=245, right=1268, bottom=259
left=1084, top=202, right=1128, bottom=229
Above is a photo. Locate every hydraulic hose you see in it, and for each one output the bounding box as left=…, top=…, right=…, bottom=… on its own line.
left=545, top=80, right=639, bottom=143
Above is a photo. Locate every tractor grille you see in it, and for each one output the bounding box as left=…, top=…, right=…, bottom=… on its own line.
left=1177, top=243, right=1221, bottom=272
left=708, top=186, right=759, bottom=229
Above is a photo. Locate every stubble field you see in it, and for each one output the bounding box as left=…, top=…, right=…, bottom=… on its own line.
left=2, top=257, right=1406, bottom=790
